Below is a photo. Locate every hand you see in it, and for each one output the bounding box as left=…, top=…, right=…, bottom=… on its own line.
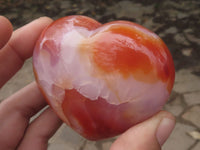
left=0, top=16, right=62, bottom=150
left=111, top=111, right=175, bottom=150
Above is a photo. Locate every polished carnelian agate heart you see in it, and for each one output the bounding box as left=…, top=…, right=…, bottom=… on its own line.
left=33, top=15, right=175, bottom=140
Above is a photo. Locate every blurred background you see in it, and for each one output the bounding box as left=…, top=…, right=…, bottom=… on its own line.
left=0, top=0, right=200, bottom=149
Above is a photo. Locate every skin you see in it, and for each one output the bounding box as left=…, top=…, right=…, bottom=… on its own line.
left=0, top=16, right=175, bottom=150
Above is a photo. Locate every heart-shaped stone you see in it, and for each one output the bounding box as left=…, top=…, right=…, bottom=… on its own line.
left=33, top=15, right=175, bottom=140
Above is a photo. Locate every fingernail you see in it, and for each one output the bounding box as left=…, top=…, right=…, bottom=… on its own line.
left=37, top=16, right=51, bottom=20
left=156, top=117, right=175, bottom=146
left=26, top=16, right=51, bottom=25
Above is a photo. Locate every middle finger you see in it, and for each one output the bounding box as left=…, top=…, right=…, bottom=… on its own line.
left=0, top=82, right=47, bottom=149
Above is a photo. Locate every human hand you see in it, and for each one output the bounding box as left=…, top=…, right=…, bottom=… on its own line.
left=0, top=16, right=62, bottom=150
left=111, top=111, right=175, bottom=150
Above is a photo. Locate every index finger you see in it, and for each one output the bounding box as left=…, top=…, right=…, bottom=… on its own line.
left=0, top=17, right=53, bottom=88
left=0, top=16, right=13, bottom=49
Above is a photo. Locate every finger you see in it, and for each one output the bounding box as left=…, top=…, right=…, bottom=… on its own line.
left=0, top=17, right=53, bottom=88
left=0, top=82, right=47, bottom=118
left=17, top=107, right=62, bottom=150
left=0, top=82, right=47, bottom=149
left=0, top=16, right=13, bottom=49
left=110, top=111, right=175, bottom=150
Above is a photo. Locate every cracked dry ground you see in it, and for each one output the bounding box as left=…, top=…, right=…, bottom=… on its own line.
left=0, top=0, right=200, bottom=150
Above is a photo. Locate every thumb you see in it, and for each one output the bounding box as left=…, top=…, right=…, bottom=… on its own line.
left=110, top=111, right=175, bottom=150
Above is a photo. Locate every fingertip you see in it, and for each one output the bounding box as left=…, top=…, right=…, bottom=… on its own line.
left=21, top=16, right=53, bottom=30
left=0, top=16, right=13, bottom=30
left=9, top=16, right=54, bottom=60
left=30, top=16, right=53, bottom=30
left=37, top=16, right=54, bottom=23
left=154, top=110, right=176, bottom=122
left=156, top=111, right=176, bottom=146
left=110, top=111, right=175, bottom=150
left=0, top=16, right=13, bottom=49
